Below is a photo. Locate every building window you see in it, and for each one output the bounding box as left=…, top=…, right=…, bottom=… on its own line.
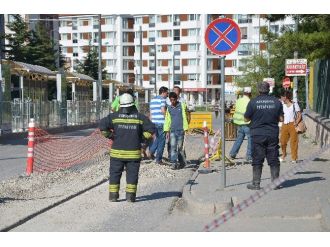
left=134, top=17, right=142, bottom=25
left=207, top=74, right=212, bottom=85
left=105, top=32, right=116, bottom=39
left=123, top=60, right=132, bottom=70
left=241, top=27, right=248, bottom=39
left=188, top=43, right=200, bottom=51
left=188, top=74, right=200, bottom=81
left=60, top=20, right=69, bottom=27
left=123, top=32, right=130, bottom=42
left=188, top=14, right=200, bottom=21
left=105, top=17, right=115, bottom=25
left=106, top=73, right=117, bottom=80
left=149, top=60, right=155, bottom=70
left=270, top=25, right=280, bottom=35
left=73, top=47, right=78, bottom=57
left=173, top=15, right=180, bottom=26
left=106, top=59, right=116, bottom=66
left=187, top=28, right=200, bottom=36
left=72, top=19, right=78, bottom=30
left=61, top=33, right=69, bottom=41
left=174, top=44, right=180, bottom=51
left=148, top=30, right=155, bottom=42
left=174, top=74, right=181, bottom=85
left=188, top=59, right=200, bottom=66
left=79, top=19, right=90, bottom=26
left=106, top=46, right=116, bottom=52
left=237, top=14, right=253, bottom=24
left=173, top=29, right=180, bottom=41
left=149, top=15, right=156, bottom=27
left=174, top=59, right=180, bottom=70
left=238, top=43, right=253, bottom=56
left=93, top=33, right=99, bottom=43
left=72, top=33, right=78, bottom=43
left=123, top=46, right=130, bottom=56
left=135, top=31, right=141, bottom=39
left=62, top=47, right=68, bottom=53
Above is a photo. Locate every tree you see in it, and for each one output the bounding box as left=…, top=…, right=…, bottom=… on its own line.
left=75, top=43, right=107, bottom=80
left=235, top=14, right=330, bottom=102
left=27, top=23, right=58, bottom=70
left=235, top=53, right=269, bottom=96
left=3, top=15, right=31, bottom=62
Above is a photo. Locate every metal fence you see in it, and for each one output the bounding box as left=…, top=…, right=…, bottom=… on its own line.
left=0, top=100, right=150, bottom=134
left=310, top=59, right=330, bottom=118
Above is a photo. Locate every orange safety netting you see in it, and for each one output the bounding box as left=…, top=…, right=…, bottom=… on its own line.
left=33, top=128, right=111, bottom=173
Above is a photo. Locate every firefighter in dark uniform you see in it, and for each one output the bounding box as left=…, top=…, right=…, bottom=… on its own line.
left=99, top=93, right=155, bottom=202
left=244, top=82, right=284, bottom=190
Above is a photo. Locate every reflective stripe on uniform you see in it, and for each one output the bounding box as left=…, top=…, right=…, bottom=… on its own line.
left=112, top=119, right=143, bottom=124
left=109, top=184, right=120, bottom=192
left=110, top=149, right=141, bottom=159
left=143, top=132, right=152, bottom=139
left=126, top=184, right=137, bottom=193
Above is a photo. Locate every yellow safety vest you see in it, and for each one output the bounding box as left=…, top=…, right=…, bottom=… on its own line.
left=164, top=102, right=189, bottom=132
left=232, top=95, right=250, bottom=125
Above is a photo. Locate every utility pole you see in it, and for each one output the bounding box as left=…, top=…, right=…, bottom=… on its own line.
left=0, top=14, right=4, bottom=134
left=153, top=43, right=157, bottom=95
left=267, top=15, right=271, bottom=77
left=293, top=16, right=299, bottom=103
left=139, top=25, right=143, bottom=87
left=98, top=14, right=103, bottom=102
left=172, top=53, right=175, bottom=89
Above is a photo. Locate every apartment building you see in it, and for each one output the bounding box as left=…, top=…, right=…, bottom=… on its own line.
left=59, top=14, right=135, bottom=84
left=59, top=14, right=294, bottom=104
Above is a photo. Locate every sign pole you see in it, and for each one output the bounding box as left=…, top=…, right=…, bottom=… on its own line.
left=293, top=51, right=298, bottom=103
left=204, top=17, right=241, bottom=188
left=305, top=73, right=309, bottom=112
left=220, top=56, right=226, bottom=190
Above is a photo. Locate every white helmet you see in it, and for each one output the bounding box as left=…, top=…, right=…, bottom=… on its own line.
left=119, top=93, right=134, bottom=107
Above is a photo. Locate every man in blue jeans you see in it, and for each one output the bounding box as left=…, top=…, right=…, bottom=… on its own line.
left=149, top=86, right=169, bottom=165
left=164, top=92, right=189, bottom=170
left=229, top=87, right=252, bottom=162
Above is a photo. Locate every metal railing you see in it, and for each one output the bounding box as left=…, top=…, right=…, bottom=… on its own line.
left=0, top=100, right=149, bottom=134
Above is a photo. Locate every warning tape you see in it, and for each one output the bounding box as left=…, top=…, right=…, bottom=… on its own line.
left=203, top=144, right=330, bottom=232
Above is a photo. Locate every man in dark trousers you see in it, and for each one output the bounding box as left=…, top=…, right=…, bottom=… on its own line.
left=244, top=82, right=284, bottom=190
left=99, top=93, right=155, bottom=202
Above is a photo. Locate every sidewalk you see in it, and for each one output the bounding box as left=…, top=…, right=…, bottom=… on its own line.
left=181, top=136, right=330, bottom=231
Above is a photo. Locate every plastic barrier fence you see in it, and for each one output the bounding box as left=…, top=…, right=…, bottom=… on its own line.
left=189, top=112, right=212, bottom=130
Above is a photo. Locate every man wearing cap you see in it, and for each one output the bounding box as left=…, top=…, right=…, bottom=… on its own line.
left=229, top=87, right=252, bottom=162
left=99, top=93, right=155, bottom=202
left=244, top=82, right=284, bottom=190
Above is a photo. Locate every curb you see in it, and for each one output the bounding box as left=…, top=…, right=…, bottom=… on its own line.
left=181, top=166, right=232, bottom=215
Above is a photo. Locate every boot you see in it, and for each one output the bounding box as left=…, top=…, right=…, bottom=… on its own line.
left=109, top=192, right=119, bottom=202
left=126, top=192, right=136, bottom=203
left=270, top=165, right=281, bottom=190
left=247, top=166, right=262, bottom=190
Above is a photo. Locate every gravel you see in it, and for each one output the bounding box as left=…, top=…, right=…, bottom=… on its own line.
left=0, top=133, right=205, bottom=231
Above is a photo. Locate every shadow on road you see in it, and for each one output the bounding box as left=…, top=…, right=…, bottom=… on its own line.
left=136, top=191, right=182, bottom=202
left=296, top=171, right=322, bottom=175
left=281, top=176, right=326, bottom=188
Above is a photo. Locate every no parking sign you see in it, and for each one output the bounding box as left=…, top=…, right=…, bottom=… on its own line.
left=204, top=18, right=241, bottom=56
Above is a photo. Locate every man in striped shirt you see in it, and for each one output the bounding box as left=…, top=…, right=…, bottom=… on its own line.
left=149, top=86, right=169, bottom=165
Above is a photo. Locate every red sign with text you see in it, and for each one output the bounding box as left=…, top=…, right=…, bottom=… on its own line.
left=285, top=59, right=307, bottom=76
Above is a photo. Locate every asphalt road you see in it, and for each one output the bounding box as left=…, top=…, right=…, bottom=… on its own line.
left=0, top=128, right=96, bottom=182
